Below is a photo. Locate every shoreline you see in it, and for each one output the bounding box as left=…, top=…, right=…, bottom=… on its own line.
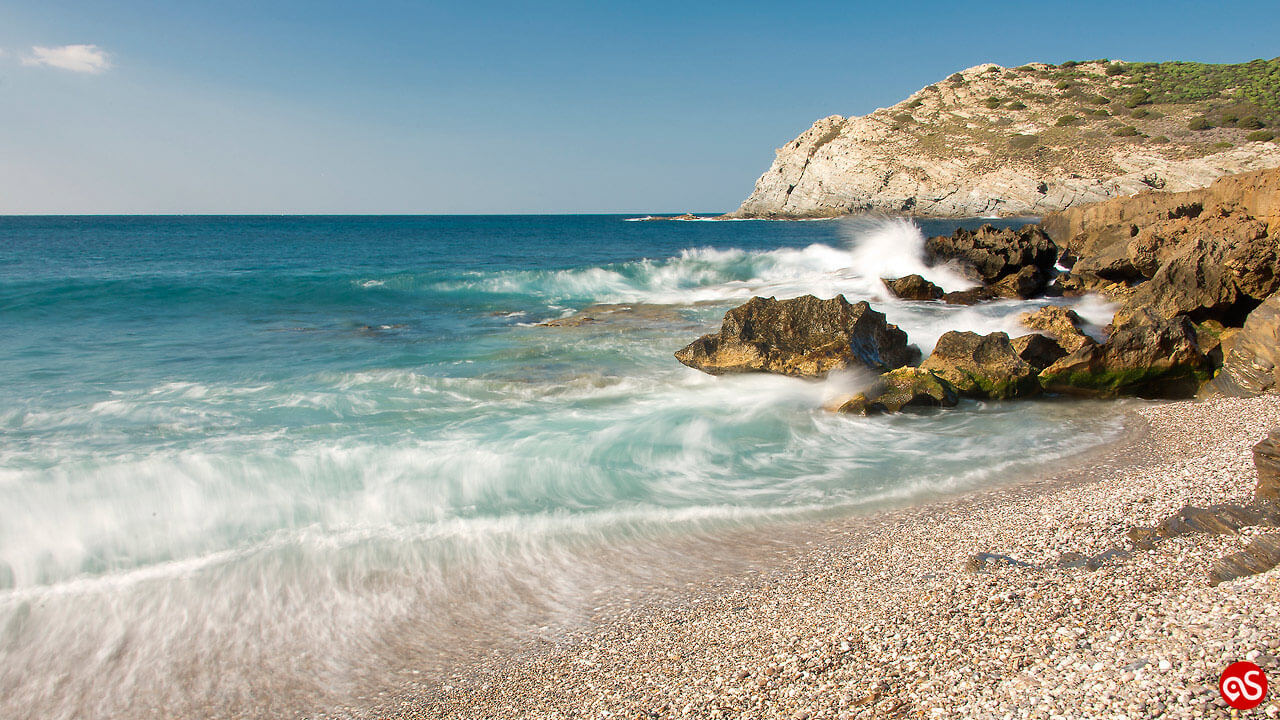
left=380, top=395, right=1280, bottom=719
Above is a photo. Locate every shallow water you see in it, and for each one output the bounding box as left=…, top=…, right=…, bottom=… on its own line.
left=0, top=214, right=1125, bottom=718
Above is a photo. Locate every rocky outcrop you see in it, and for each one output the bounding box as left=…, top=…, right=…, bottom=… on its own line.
left=882, top=274, right=943, bottom=301
left=834, top=367, right=958, bottom=415
left=1201, top=293, right=1280, bottom=397
left=1038, top=310, right=1208, bottom=398
left=1019, top=306, right=1090, bottom=352
left=919, top=331, right=1040, bottom=400
left=730, top=61, right=1280, bottom=219
left=674, top=295, right=920, bottom=378
left=926, top=224, right=1058, bottom=285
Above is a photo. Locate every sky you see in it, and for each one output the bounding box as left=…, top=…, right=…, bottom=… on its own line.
left=0, top=1, right=1277, bottom=214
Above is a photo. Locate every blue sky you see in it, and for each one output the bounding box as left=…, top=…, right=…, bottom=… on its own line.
left=1, top=1, right=1277, bottom=213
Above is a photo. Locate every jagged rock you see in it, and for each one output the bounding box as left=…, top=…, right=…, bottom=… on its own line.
left=882, top=274, right=943, bottom=301
left=1011, top=334, right=1068, bottom=372
left=1113, top=219, right=1280, bottom=326
left=834, top=367, right=958, bottom=415
left=1210, top=534, right=1280, bottom=586
left=674, top=295, right=920, bottom=378
left=1038, top=309, right=1208, bottom=398
left=1255, top=428, right=1280, bottom=502
left=1020, top=306, right=1091, bottom=352
left=919, top=331, right=1040, bottom=400
left=989, top=265, right=1046, bottom=299
left=940, top=287, right=998, bottom=306
left=1202, top=293, right=1280, bottom=397
left=925, top=224, right=1058, bottom=288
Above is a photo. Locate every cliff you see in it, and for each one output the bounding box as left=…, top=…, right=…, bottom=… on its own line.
left=730, top=59, right=1280, bottom=218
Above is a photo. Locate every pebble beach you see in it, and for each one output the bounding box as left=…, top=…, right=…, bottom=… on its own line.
left=388, top=395, right=1280, bottom=719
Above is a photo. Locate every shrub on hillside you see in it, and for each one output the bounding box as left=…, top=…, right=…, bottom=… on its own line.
left=1009, top=134, right=1039, bottom=149
left=1123, top=91, right=1151, bottom=108
left=1131, top=108, right=1151, bottom=119
left=1106, top=63, right=1128, bottom=76
left=1056, top=115, right=1080, bottom=126
left=1113, top=125, right=1140, bottom=137
left=1247, top=130, right=1276, bottom=142
left=1213, top=141, right=1234, bottom=149
left=1239, top=116, right=1265, bottom=129
left=1188, top=116, right=1211, bottom=131
left=983, top=96, right=1004, bottom=109
left=1055, top=80, right=1071, bottom=90
left=1006, top=101, right=1027, bottom=110
left=1151, top=135, right=1171, bottom=143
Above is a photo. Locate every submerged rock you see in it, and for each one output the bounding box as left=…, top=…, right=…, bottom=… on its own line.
left=1202, top=293, right=1280, bottom=397
left=1038, top=309, right=1208, bottom=398
left=834, top=367, right=958, bottom=415
left=882, top=274, right=943, bottom=301
left=674, top=295, right=920, bottom=378
left=919, top=331, right=1040, bottom=400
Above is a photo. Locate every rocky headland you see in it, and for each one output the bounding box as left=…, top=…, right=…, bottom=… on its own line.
left=729, top=58, right=1280, bottom=218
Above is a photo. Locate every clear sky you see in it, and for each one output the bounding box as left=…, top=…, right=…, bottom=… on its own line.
left=1, top=1, right=1277, bottom=214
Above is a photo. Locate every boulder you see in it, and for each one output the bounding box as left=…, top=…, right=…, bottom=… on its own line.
left=1201, top=293, right=1280, bottom=397
left=1011, top=333, right=1068, bottom=372
left=1038, top=309, right=1209, bottom=398
left=834, top=367, right=958, bottom=415
left=674, top=295, right=920, bottom=378
left=882, top=274, right=943, bottom=301
left=919, top=331, right=1040, bottom=399
left=925, top=223, right=1058, bottom=291
left=1253, top=428, right=1280, bottom=502
left=1019, top=305, right=1091, bottom=352
left=988, top=265, right=1046, bottom=299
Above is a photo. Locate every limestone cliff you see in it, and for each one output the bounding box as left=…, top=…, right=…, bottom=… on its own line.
left=730, top=60, right=1280, bottom=218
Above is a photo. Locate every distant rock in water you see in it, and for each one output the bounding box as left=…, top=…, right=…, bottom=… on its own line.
left=674, top=295, right=920, bottom=378
left=882, top=274, right=943, bottom=301
left=1203, top=293, right=1280, bottom=397
left=728, top=60, right=1280, bottom=218
left=919, top=331, right=1040, bottom=400
left=833, top=367, right=958, bottom=415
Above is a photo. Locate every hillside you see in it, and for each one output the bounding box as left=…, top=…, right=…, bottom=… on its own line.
left=730, top=58, right=1280, bottom=218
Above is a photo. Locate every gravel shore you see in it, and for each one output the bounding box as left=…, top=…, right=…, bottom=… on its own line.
left=388, top=396, right=1280, bottom=719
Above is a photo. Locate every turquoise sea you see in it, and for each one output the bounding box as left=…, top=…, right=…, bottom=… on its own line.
left=0, top=215, right=1127, bottom=718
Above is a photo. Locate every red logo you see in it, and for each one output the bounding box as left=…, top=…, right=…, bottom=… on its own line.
left=1220, top=662, right=1268, bottom=710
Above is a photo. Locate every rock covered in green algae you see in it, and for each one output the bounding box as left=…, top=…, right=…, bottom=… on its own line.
left=1038, top=309, right=1209, bottom=398
left=919, top=330, right=1040, bottom=400
left=834, top=367, right=958, bottom=415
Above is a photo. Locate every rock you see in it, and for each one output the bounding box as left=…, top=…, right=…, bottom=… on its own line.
left=919, top=331, right=1040, bottom=399
left=1203, top=293, right=1280, bottom=397
left=1038, top=309, right=1209, bottom=398
left=674, top=295, right=920, bottom=378
left=1020, top=306, right=1091, bottom=352
left=1043, top=167, right=1280, bottom=257
left=1011, top=333, right=1068, bottom=372
left=1255, top=428, right=1280, bottom=502
left=728, top=62, right=1280, bottom=219
left=882, top=274, right=943, bottom=301
left=925, top=224, right=1058, bottom=288
left=834, top=367, right=958, bottom=415
left=1210, top=534, right=1280, bottom=586
left=941, top=287, right=998, bottom=305
left=1113, top=218, right=1280, bottom=325
left=989, top=265, right=1047, bottom=299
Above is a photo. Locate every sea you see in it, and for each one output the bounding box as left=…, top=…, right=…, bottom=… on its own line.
left=0, top=214, right=1128, bottom=718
